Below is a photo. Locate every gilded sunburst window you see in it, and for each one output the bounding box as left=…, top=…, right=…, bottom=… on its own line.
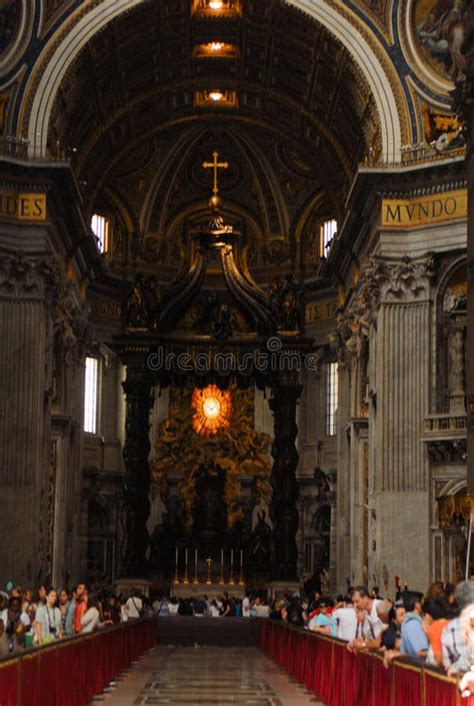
left=192, top=385, right=232, bottom=437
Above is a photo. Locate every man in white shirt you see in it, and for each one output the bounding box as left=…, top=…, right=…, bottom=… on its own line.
left=242, top=592, right=251, bottom=618
left=348, top=593, right=391, bottom=653
left=0, top=607, right=7, bottom=631
left=351, top=587, right=384, bottom=638
left=255, top=602, right=270, bottom=618
left=126, top=592, right=143, bottom=619
left=332, top=602, right=358, bottom=641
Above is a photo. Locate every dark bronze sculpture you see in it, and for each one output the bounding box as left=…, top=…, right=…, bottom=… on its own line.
left=248, top=510, right=274, bottom=575
left=122, top=366, right=154, bottom=575
left=269, top=377, right=302, bottom=580
left=268, top=273, right=304, bottom=331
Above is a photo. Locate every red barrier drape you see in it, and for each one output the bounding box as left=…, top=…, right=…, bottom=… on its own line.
left=424, top=670, right=462, bottom=706
left=0, top=618, right=157, bottom=706
left=0, top=660, right=18, bottom=706
left=259, top=619, right=464, bottom=706
left=393, top=662, right=423, bottom=706
left=372, top=654, right=392, bottom=706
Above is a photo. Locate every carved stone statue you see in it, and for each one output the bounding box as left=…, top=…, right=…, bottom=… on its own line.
left=449, top=324, right=466, bottom=412
left=268, top=273, right=303, bottom=331
left=320, top=568, right=330, bottom=596
left=313, top=466, right=331, bottom=502
left=125, top=272, right=161, bottom=331
left=248, top=509, right=274, bottom=574
left=125, top=273, right=148, bottom=329
left=143, top=274, right=161, bottom=330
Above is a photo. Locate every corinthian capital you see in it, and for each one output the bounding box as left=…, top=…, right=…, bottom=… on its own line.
left=0, top=251, right=91, bottom=357
left=375, top=255, right=436, bottom=302
left=329, top=258, right=382, bottom=364
left=0, top=252, right=62, bottom=298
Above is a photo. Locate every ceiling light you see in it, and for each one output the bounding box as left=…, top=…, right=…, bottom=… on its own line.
left=192, top=0, right=242, bottom=18
left=194, top=89, right=238, bottom=109
left=192, top=42, right=239, bottom=59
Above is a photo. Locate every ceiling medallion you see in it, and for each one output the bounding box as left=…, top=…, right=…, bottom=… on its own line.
left=194, top=89, right=238, bottom=109
left=192, top=385, right=233, bottom=437
left=192, top=0, right=242, bottom=17
left=192, top=42, right=240, bottom=59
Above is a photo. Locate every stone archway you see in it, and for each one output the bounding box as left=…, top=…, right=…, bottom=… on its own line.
left=286, top=0, right=407, bottom=160
left=17, top=0, right=406, bottom=161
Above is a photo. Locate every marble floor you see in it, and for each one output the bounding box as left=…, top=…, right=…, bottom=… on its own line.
left=91, top=646, right=323, bottom=706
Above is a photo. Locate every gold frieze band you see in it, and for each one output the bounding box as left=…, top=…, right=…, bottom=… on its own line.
left=382, top=189, right=466, bottom=228
left=0, top=191, right=47, bottom=222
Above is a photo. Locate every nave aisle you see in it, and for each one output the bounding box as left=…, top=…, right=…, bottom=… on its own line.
left=92, top=645, right=323, bottom=706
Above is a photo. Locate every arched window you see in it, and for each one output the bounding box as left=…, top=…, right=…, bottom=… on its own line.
left=91, top=214, right=110, bottom=254
left=84, top=356, right=99, bottom=434
left=326, top=362, right=338, bottom=436
left=320, top=219, right=337, bottom=257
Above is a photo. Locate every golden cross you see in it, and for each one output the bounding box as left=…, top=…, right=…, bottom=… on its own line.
left=202, top=151, right=229, bottom=195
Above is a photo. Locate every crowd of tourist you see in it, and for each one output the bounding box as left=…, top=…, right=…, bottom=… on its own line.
left=0, top=583, right=151, bottom=656
left=2, top=578, right=474, bottom=693
left=257, top=581, right=474, bottom=693
left=152, top=592, right=271, bottom=618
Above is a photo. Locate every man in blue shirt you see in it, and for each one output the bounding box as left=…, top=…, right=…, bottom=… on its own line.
left=400, top=591, right=429, bottom=657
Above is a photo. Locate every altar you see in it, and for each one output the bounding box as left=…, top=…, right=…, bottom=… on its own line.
left=170, top=582, right=246, bottom=600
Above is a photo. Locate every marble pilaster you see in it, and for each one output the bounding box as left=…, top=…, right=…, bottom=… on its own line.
left=372, top=258, right=433, bottom=589
left=0, top=247, right=89, bottom=586
left=0, top=293, right=47, bottom=584
left=335, top=363, right=351, bottom=593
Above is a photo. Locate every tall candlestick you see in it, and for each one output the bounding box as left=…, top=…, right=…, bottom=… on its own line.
left=219, top=548, right=225, bottom=585
left=229, top=548, right=235, bottom=585
left=173, top=547, right=179, bottom=584
left=193, top=548, right=199, bottom=584
left=183, top=547, right=189, bottom=584
left=239, top=549, right=244, bottom=586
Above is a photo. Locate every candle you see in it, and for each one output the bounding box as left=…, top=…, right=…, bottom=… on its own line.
left=185, top=547, right=188, bottom=567
left=175, top=547, right=178, bottom=566
left=231, top=549, right=234, bottom=569
left=195, top=548, right=198, bottom=566
left=240, top=549, right=243, bottom=567
left=221, top=548, right=224, bottom=566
